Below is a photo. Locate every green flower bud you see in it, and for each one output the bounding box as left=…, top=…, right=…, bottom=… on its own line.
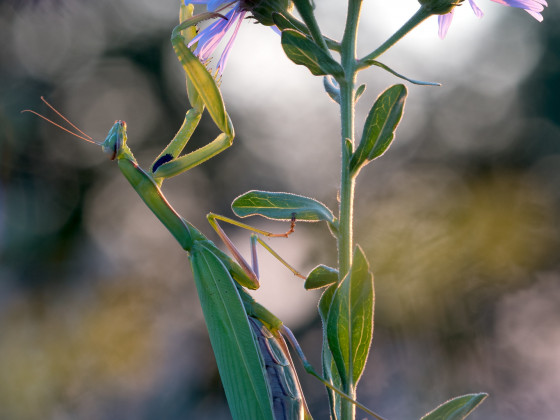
left=240, top=0, right=293, bottom=26
left=418, top=0, right=463, bottom=15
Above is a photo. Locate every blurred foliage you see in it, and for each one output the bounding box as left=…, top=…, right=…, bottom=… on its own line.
left=0, top=1, right=559, bottom=419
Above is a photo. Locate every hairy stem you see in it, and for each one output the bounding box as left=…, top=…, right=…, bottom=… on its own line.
left=338, top=0, right=362, bottom=418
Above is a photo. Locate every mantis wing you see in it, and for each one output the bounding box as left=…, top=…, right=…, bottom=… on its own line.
left=189, top=242, right=275, bottom=420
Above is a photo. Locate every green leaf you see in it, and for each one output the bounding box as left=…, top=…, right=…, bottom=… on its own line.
left=365, top=59, right=441, bottom=86
left=319, top=284, right=343, bottom=420
left=272, top=11, right=302, bottom=33
left=350, top=84, right=407, bottom=174
left=326, top=246, right=374, bottom=388
left=281, top=29, right=343, bottom=77
left=323, top=76, right=340, bottom=104
left=190, top=243, right=275, bottom=420
left=421, top=393, right=488, bottom=420
left=305, top=265, right=339, bottom=290
left=232, top=190, right=336, bottom=223
left=355, top=84, right=366, bottom=103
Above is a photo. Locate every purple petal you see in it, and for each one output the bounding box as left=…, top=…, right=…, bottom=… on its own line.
left=438, top=12, right=454, bottom=39
left=490, top=0, right=547, bottom=21
left=217, top=10, right=246, bottom=73
left=468, top=0, right=484, bottom=18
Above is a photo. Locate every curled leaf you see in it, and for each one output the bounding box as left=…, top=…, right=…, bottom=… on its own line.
left=305, top=265, right=339, bottom=290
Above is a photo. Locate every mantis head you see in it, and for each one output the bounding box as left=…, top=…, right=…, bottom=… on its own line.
left=102, top=120, right=128, bottom=161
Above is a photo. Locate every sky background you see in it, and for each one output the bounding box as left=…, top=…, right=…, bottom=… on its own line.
left=1, top=0, right=559, bottom=419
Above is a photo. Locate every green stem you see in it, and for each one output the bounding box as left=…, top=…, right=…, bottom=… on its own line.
left=338, top=1, right=361, bottom=418
left=292, top=0, right=332, bottom=55
left=358, top=6, right=432, bottom=68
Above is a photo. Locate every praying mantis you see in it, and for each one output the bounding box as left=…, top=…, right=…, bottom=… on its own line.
left=23, top=5, right=384, bottom=420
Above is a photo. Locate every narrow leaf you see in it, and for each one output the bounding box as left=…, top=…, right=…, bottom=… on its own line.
left=305, top=265, right=339, bottom=290
left=281, top=29, right=343, bottom=77
left=272, top=11, right=302, bottom=33
left=326, top=246, right=374, bottom=388
left=421, top=393, right=488, bottom=420
left=319, top=285, right=343, bottom=420
left=232, top=190, right=335, bottom=223
left=350, top=84, right=407, bottom=174
left=365, top=59, right=441, bottom=86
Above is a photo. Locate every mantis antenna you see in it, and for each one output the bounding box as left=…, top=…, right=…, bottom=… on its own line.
left=22, top=97, right=102, bottom=146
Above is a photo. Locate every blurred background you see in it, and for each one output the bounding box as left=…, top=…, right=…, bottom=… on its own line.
left=1, top=0, right=559, bottom=419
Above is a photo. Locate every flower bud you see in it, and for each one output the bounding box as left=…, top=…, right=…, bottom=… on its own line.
left=240, top=0, right=293, bottom=26
left=418, top=0, right=463, bottom=15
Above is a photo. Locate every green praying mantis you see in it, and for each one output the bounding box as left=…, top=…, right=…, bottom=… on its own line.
left=23, top=5, right=385, bottom=420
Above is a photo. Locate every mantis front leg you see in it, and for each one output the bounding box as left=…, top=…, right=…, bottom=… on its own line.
left=147, top=4, right=235, bottom=184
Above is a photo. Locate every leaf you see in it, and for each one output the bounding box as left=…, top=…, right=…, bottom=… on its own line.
left=326, top=246, right=374, bottom=387
left=305, top=265, right=339, bottom=290
left=232, top=190, right=336, bottom=223
left=365, top=59, right=441, bottom=86
left=189, top=243, right=275, bottom=420
left=421, top=393, right=488, bottom=420
left=350, top=84, right=407, bottom=174
left=281, top=29, right=343, bottom=77
left=355, top=84, right=366, bottom=103
left=323, top=76, right=340, bottom=104
left=272, top=11, right=302, bottom=33
left=319, top=284, right=343, bottom=420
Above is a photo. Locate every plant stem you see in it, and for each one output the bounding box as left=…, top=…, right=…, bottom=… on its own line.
left=338, top=1, right=361, bottom=418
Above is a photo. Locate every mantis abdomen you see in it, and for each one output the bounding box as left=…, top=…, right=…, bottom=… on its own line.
left=249, top=316, right=313, bottom=420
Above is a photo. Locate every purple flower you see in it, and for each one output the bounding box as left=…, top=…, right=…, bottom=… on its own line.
left=186, top=1, right=247, bottom=74
left=438, top=0, right=548, bottom=39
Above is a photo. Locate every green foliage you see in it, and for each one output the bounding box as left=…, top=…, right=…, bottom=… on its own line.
left=364, top=60, right=441, bottom=86
left=318, top=284, right=343, bottom=419
left=421, top=393, right=488, bottom=420
left=326, top=246, right=374, bottom=388
left=323, top=76, right=341, bottom=104
left=350, top=84, right=408, bottom=175
left=355, top=84, right=367, bottom=102
left=232, top=190, right=336, bottom=223
left=305, top=265, right=339, bottom=290
left=281, top=29, right=344, bottom=77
